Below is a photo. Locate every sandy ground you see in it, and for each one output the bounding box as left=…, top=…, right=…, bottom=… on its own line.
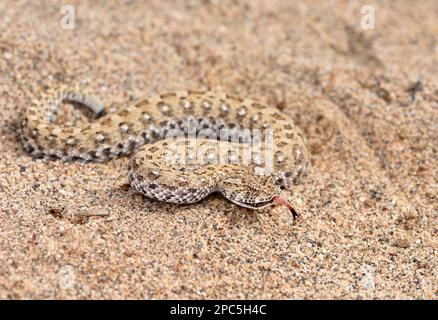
left=0, top=0, right=436, bottom=299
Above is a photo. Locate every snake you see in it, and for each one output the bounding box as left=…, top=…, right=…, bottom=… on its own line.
left=18, top=85, right=310, bottom=219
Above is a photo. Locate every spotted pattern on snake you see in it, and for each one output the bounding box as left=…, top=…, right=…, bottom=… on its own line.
left=18, top=85, right=310, bottom=219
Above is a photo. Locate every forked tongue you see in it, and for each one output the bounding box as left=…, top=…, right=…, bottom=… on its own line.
left=272, top=195, right=300, bottom=221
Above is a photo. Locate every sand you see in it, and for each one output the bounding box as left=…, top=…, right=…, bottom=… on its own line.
left=0, top=0, right=436, bottom=299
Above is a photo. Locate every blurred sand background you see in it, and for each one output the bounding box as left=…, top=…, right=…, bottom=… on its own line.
left=0, top=0, right=436, bottom=299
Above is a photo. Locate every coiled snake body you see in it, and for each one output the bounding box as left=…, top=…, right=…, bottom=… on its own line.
left=19, top=86, right=309, bottom=219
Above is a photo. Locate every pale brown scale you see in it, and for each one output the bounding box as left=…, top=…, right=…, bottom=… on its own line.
left=18, top=86, right=310, bottom=218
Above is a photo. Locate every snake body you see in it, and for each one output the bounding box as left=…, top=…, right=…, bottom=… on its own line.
left=19, top=86, right=309, bottom=214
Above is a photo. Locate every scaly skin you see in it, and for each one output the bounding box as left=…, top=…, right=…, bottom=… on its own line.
left=19, top=85, right=309, bottom=214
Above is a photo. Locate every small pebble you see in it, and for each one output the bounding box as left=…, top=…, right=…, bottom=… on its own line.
left=394, top=238, right=411, bottom=248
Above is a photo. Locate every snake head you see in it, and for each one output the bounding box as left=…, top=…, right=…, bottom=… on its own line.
left=217, top=169, right=300, bottom=219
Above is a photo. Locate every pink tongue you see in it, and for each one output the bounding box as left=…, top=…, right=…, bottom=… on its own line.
left=272, top=195, right=300, bottom=220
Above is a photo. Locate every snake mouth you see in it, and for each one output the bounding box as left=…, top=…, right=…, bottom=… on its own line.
left=228, top=195, right=278, bottom=210
left=230, top=195, right=300, bottom=220
left=234, top=199, right=275, bottom=210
